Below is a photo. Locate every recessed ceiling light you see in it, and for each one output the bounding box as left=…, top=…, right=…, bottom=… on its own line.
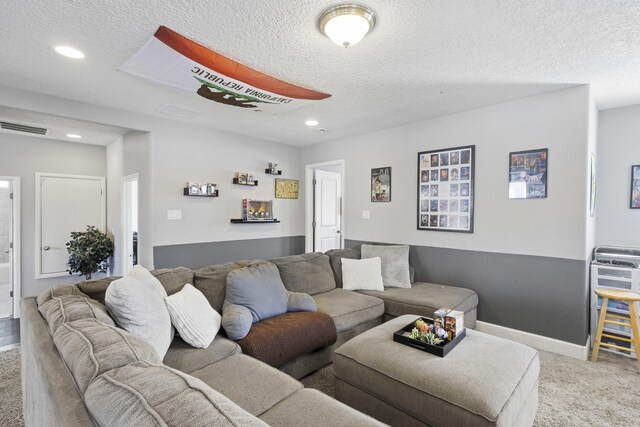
left=305, top=120, right=319, bottom=126
left=54, top=46, right=85, bottom=59
left=67, top=133, right=82, bottom=139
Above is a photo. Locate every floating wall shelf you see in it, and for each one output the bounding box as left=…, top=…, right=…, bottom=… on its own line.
left=264, top=169, right=282, bottom=175
left=230, top=219, right=280, bottom=224
left=233, top=178, right=258, bottom=186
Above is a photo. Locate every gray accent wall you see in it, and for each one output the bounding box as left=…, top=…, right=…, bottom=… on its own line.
left=347, top=239, right=590, bottom=345
left=154, top=235, right=305, bottom=269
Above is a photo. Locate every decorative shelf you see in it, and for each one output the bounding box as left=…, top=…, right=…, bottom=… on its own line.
left=230, top=219, right=280, bottom=224
left=264, top=169, right=282, bottom=175
left=233, top=178, right=258, bottom=186
left=183, top=188, right=218, bottom=197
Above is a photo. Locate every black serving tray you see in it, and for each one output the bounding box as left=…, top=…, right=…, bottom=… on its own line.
left=393, top=317, right=466, bottom=357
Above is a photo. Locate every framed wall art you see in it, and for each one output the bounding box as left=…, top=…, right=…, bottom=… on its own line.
left=275, top=178, right=299, bottom=199
left=631, top=165, right=640, bottom=209
left=417, top=145, right=475, bottom=233
left=371, top=167, right=391, bottom=202
left=508, top=148, right=548, bottom=199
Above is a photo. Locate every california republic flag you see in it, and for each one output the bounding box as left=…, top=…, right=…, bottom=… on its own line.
left=120, top=26, right=331, bottom=111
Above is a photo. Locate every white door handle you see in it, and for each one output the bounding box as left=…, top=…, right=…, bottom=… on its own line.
left=43, top=246, right=50, bottom=251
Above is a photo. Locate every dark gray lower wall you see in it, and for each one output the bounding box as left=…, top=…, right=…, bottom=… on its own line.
left=347, top=239, right=590, bottom=345
left=154, top=235, right=305, bottom=270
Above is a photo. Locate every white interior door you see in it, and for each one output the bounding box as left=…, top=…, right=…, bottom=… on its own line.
left=314, top=170, right=342, bottom=252
left=0, top=180, right=12, bottom=318
left=37, top=174, right=105, bottom=278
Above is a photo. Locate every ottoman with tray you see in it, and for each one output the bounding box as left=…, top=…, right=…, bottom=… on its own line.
left=333, top=314, right=539, bottom=427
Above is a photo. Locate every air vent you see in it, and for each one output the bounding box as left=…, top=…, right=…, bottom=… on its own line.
left=0, top=121, right=48, bottom=135
left=158, top=104, right=202, bottom=119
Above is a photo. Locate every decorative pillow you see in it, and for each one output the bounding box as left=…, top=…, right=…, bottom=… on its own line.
left=53, top=318, right=161, bottom=393
left=325, top=246, right=362, bottom=288
left=85, top=361, right=268, bottom=427
left=341, top=257, right=384, bottom=291
left=287, top=292, right=317, bottom=312
left=105, top=265, right=174, bottom=359
left=165, top=284, right=221, bottom=349
left=361, top=244, right=411, bottom=288
left=225, top=262, right=289, bottom=323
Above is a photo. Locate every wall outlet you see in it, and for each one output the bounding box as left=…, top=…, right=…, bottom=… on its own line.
left=362, top=210, right=370, bottom=220
left=167, top=210, right=182, bottom=220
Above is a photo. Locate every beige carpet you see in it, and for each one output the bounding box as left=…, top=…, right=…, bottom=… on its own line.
left=301, top=350, right=640, bottom=427
left=1, top=347, right=638, bottom=427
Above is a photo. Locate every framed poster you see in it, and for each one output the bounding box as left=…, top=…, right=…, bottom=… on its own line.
left=631, top=165, right=640, bottom=209
left=417, top=145, right=475, bottom=233
left=275, top=178, right=299, bottom=199
left=590, top=154, right=597, bottom=217
left=371, top=167, right=391, bottom=202
left=508, top=148, right=548, bottom=199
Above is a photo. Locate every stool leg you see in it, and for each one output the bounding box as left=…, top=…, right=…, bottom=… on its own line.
left=628, top=301, right=640, bottom=368
left=592, top=297, right=609, bottom=362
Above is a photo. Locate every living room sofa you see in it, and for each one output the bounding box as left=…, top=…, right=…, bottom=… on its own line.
left=21, top=249, right=479, bottom=426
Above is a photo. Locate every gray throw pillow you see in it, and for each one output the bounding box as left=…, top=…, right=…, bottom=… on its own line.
left=287, top=292, right=317, bottom=312
left=361, top=244, right=411, bottom=288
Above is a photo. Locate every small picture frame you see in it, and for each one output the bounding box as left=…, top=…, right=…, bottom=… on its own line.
left=275, top=178, right=299, bottom=199
left=631, top=165, right=640, bottom=209
left=238, top=173, right=247, bottom=184
left=371, top=167, right=391, bottom=202
left=508, top=148, right=548, bottom=199
left=247, top=174, right=254, bottom=184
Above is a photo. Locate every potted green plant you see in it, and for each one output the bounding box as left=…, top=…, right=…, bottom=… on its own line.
left=66, top=225, right=114, bottom=280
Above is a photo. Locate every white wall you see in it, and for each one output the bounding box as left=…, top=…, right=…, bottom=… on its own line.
left=585, top=93, right=598, bottom=257
left=596, top=105, right=640, bottom=246
left=0, top=133, right=106, bottom=297
left=302, top=86, right=593, bottom=261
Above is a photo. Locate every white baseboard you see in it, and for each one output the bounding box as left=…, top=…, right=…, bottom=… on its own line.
left=475, top=321, right=589, bottom=361
left=0, top=343, right=20, bottom=353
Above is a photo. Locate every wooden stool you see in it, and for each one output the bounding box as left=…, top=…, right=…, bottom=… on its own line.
left=591, top=288, right=640, bottom=367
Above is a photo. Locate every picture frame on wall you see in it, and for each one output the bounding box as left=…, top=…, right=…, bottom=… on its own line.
left=371, top=167, right=391, bottom=202
left=508, top=148, right=548, bottom=199
left=631, top=165, right=640, bottom=209
left=417, top=145, right=475, bottom=233
left=275, top=178, right=299, bottom=199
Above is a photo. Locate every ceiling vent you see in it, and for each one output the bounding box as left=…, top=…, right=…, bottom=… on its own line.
left=158, top=104, right=202, bottom=119
left=0, top=121, right=48, bottom=135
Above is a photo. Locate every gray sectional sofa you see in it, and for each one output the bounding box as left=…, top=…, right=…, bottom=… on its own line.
left=21, top=247, right=479, bottom=426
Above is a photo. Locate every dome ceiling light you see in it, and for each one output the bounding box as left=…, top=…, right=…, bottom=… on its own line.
left=319, top=4, right=376, bottom=48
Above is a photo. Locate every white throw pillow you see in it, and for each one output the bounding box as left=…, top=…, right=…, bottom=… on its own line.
left=341, top=257, right=384, bottom=291
left=165, top=284, right=221, bottom=349
left=105, top=265, right=174, bottom=359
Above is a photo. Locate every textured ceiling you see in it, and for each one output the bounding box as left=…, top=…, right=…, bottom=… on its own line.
left=1, top=1, right=639, bottom=147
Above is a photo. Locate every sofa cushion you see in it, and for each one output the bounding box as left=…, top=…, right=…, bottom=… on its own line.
left=259, top=389, right=386, bottom=427
left=326, top=246, right=362, bottom=288
left=85, top=361, right=268, bottom=427
left=163, top=335, right=241, bottom=374
left=150, top=266, right=194, bottom=296
left=190, top=354, right=303, bottom=416
left=36, top=283, right=89, bottom=306
left=52, top=318, right=160, bottom=393
left=361, top=244, right=411, bottom=288
left=360, top=282, right=478, bottom=324
left=312, top=288, right=384, bottom=333
left=37, top=288, right=115, bottom=335
left=342, top=257, right=384, bottom=291
left=193, top=260, right=254, bottom=313
left=165, top=283, right=221, bottom=349
left=236, top=312, right=337, bottom=368
left=105, top=265, right=174, bottom=359
left=76, top=277, right=120, bottom=304
left=269, top=253, right=336, bottom=295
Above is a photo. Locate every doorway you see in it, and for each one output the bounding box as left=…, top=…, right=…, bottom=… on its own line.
left=0, top=177, right=20, bottom=319
left=122, top=174, right=139, bottom=274
left=305, top=160, right=345, bottom=253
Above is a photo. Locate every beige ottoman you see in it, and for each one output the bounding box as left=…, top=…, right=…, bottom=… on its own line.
left=334, top=315, right=539, bottom=427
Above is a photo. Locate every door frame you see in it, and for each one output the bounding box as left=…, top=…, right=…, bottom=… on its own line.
left=304, top=160, right=345, bottom=253
left=121, top=173, right=139, bottom=275
left=0, top=176, right=20, bottom=318
left=35, top=172, right=106, bottom=279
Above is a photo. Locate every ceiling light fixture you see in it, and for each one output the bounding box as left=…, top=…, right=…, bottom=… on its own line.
left=66, top=133, right=82, bottom=139
left=319, top=4, right=376, bottom=48
left=54, top=46, right=85, bottom=59
left=305, top=120, right=319, bottom=126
